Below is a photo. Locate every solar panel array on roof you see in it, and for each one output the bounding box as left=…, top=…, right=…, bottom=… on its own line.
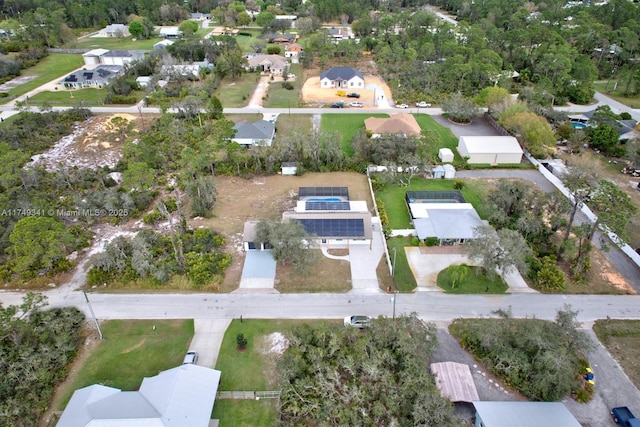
left=96, top=69, right=111, bottom=77
left=305, top=201, right=350, bottom=211
left=65, top=75, right=77, bottom=82
left=298, top=187, right=349, bottom=199
left=298, top=218, right=364, bottom=237
left=83, top=72, right=94, bottom=80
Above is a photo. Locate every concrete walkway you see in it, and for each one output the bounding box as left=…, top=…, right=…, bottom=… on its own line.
left=190, top=318, right=231, bottom=368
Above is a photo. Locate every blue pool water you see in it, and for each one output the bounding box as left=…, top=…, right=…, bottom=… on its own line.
left=307, top=198, right=342, bottom=202
left=571, top=122, right=587, bottom=129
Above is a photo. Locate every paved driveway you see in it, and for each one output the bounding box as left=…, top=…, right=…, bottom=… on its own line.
left=237, top=250, right=277, bottom=292
left=189, top=319, right=231, bottom=368
left=406, top=246, right=536, bottom=293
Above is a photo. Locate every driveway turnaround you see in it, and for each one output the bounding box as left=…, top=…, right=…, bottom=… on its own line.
left=189, top=318, right=231, bottom=368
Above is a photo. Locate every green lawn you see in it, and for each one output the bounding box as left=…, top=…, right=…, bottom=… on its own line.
left=413, top=114, right=462, bottom=163
left=69, top=36, right=161, bottom=50
left=215, top=319, right=339, bottom=391
left=212, top=400, right=278, bottom=427
left=375, top=178, right=489, bottom=229
left=594, top=81, right=640, bottom=109
left=233, top=29, right=263, bottom=53
left=54, top=319, right=193, bottom=410
left=320, top=113, right=388, bottom=157
left=0, top=54, right=84, bottom=102
left=386, top=237, right=418, bottom=292
left=437, top=264, right=508, bottom=294
left=263, top=64, right=303, bottom=108
left=29, top=88, right=107, bottom=105
left=275, top=113, right=312, bottom=137
left=216, top=73, right=261, bottom=108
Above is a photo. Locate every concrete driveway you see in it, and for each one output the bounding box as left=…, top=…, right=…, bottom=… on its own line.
left=189, top=318, right=231, bottom=368
left=406, top=246, right=536, bottom=293
left=236, top=250, right=277, bottom=293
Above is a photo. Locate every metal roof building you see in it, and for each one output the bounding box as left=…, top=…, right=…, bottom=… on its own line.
left=472, top=401, right=581, bottom=427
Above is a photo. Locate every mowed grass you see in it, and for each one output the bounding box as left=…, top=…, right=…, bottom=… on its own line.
left=437, top=264, right=508, bottom=294
left=212, top=400, right=278, bottom=427
left=1, top=54, right=84, bottom=101
left=70, top=36, right=161, bottom=50
left=263, top=64, right=303, bottom=108
left=55, top=319, right=193, bottom=410
left=386, top=237, right=418, bottom=292
left=594, top=319, right=640, bottom=389
left=215, top=319, right=340, bottom=391
left=594, top=81, right=640, bottom=109
left=29, top=88, right=107, bottom=105
left=375, top=178, right=489, bottom=229
left=216, top=73, right=261, bottom=107
left=275, top=252, right=352, bottom=293
left=320, top=113, right=388, bottom=157
left=276, top=113, right=312, bottom=137
left=413, top=114, right=462, bottom=163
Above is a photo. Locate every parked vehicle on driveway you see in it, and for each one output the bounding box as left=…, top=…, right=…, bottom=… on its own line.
left=416, top=101, right=431, bottom=107
left=349, top=101, right=363, bottom=107
left=396, top=103, right=408, bottom=109
left=183, top=351, right=198, bottom=365
left=331, top=101, right=345, bottom=108
left=611, top=407, right=640, bottom=427
left=346, top=92, right=360, bottom=98
left=344, top=315, right=372, bottom=328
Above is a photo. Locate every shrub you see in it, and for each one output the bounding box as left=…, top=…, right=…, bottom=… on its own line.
left=453, top=180, right=465, bottom=190
left=410, top=236, right=420, bottom=246
left=236, top=333, right=248, bottom=349
left=142, top=211, right=163, bottom=225
left=424, top=237, right=439, bottom=246
left=105, top=94, right=137, bottom=105
left=282, top=81, right=294, bottom=90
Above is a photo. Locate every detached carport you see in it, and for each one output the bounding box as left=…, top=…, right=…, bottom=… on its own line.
left=430, top=361, right=480, bottom=403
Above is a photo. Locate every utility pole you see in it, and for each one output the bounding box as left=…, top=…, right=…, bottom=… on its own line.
left=391, top=291, right=398, bottom=320
left=83, top=290, right=104, bottom=340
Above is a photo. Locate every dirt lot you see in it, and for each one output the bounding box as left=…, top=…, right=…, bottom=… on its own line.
left=191, top=172, right=372, bottom=289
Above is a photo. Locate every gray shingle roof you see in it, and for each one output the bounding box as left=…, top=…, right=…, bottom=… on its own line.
left=233, top=120, right=275, bottom=140
left=320, top=67, right=363, bottom=81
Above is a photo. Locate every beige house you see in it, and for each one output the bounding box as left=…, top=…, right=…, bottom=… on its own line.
left=364, top=113, right=421, bottom=138
left=247, top=54, right=288, bottom=74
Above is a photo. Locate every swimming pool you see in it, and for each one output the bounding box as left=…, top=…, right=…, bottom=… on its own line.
left=307, top=197, right=343, bottom=202
left=571, top=122, right=587, bottom=130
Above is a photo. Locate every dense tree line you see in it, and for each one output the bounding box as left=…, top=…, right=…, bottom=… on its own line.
left=0, top=293, right=85, bottom=427
left=87, top=228, right=231, bottom=287
left=278, top=314, right=458, bottom=426
left=450, top=307, right=593, bottom=401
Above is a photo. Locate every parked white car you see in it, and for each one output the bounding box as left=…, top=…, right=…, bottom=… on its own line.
left=349, top=101, right=364, bottom=108
left=396, top=103, right=409, bottom=109
left=286, top=73, right=296, bottom=79
left=416, top=101, right=431, bottom=107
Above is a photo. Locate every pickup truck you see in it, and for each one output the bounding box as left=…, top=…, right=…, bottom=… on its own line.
left=612, top=407, right=640, bottom=427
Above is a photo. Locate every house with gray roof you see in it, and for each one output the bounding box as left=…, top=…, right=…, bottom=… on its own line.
left=97, top=24, right=130, bottom=38
left=100, top=50, right=146, bottom=66
left=56, top=364, right=221, bottom=427
left=320, top=67, right=364, bottom=89
left=61, top=65, right=124, bottom=89
left=472, top=401, right=580, bottom=427
left=406, top=190, right=484, bottom=245
left=232, top=120, right=276, bottom=147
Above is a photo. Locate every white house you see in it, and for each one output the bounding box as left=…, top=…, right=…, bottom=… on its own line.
left=61, top=65, right=123, bottom=89
left=157, top=26, right=182, bottom=39
left=232, top=120, right=276, bottom=147
left=320, top=67, right=364, bottom=89
left=57, top=364, right=221, bottom=427
left=97, top=24, right=130, bottom=38
left=136, top=76, right=152, bottom=88
left=457, top=136, right=523, bottom=164
left=284, top=43, right=303, bottom=63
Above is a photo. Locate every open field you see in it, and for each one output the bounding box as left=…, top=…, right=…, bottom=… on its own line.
left=29, top=88, right=107, bottom=105
left=52, top=320, right=193, bottom=411
left=593, top=319, right=640, bottom=390
left=0, top=54, right=84, bottom=101
left=215, top=73, right=261, bottom=108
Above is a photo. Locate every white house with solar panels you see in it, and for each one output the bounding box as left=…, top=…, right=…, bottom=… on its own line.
left=406, top=190, right=484, bottom=245
left=243, top=187, right=373, bottom=250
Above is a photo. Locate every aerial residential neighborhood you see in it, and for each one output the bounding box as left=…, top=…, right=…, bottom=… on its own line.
left=0, top=0, right=640, bottom=425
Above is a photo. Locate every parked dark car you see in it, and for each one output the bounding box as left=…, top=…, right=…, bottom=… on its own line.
left=331, top=101, right=345, bottom=108
left=346, top=93, right=360, bottom=98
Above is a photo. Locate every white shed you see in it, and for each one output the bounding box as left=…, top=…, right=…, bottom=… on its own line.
left=443, top=164, right=456, bottom=178
left=281, top=162, right=298, bottom=175
left=457, top=136, right=523, bottom=164
left=438, top=148, right=454, bottom=163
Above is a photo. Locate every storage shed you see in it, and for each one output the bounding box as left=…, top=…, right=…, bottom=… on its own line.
left=281, top=162, right=298, bottom=175
left=472, top=401, right=581, bottom=427
left=438, top=148, right=454, bottom=163
left=457, top=136, right=523, bottom=164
